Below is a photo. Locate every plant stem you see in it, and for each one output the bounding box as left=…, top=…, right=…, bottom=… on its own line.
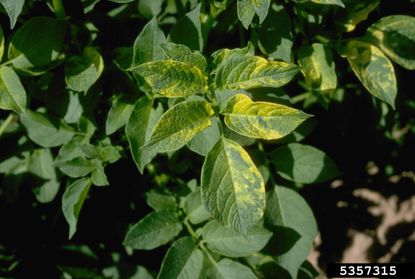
left=183, top=218, right=198, bottom=239
left=0, top=114, right=14, bottom=139
left=53, top=0, right=66, bottom=19
left=291, top=92, right=310, bottom=104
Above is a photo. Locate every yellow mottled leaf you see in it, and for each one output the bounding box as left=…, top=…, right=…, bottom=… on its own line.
left=346, top=40, right=397, bottom=108
left=367, top=15, right=415, bottom=70
left=130, top=60, right=208, bottom=98
left=213, top=50, right=299, bottom=90
left=201, top=138, right=265, bottom=234
left=223, top=94, right=311, bottom=140
left=143, top=100, right=214, bottom=153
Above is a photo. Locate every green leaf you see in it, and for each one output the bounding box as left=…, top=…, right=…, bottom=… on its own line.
left=0, top=152, right=29, bottom=175
left=57, top=157, right=97, bottom=178
left=298, top=261, right=319, bottom=279
left=143, top=100, right=214, bottom=153
left=223, top=94, right=311, bottom=140
left=161, top=42, right=207, bottom=73
left=126, top=97, right=163, bottom=174
left=131, top=18, right=166, bottom=67
left=264, top=186, right=318, bottom=279
left=298, top=43, right=337, bottom=105
left=28, top=148, right=59, bottom=203
left=169, top=3, right=205, bottom=51
left=0, top=0, right=25, bottom=29
left=64, top=91, right=83, bottom=124
left=237, top=0, right=271, bottom=29
left=65, top=47, right=104, bottom=93
left=187, top=117, right=221, bottom=156
left=62, top=177, right=93, bottom=239
left=8, top=17, right=66, bottom=74
left=183, top=189, right=210, bottom=224
left=0, top=24, right=4, bottom=59
left=138, top=0, right=163, bottom=19
left=335, top=0, right=379, bottom=32
left=310, top=0, right=344, bottom=7
left=20, top=110, right=74, bottom=148
left=145, top=190, right=177, bottom=212
left=209, top=258, right=257, bottom=279
left=270, top=143, right=340, bottom=184
left=91, top=163, right=109, bottom=186
left=157, top=237, right=204, bottom=279
left=201, top=138, right=265, bottom=234
left=213, top=50, right=299, bottom=90
left=123, top=211, right=182, bottom=250
left=345, top=40, right=397, bottom=108
left=130, top=60, right=208, bottom=98
left=105, top=96, right=135, bottom=135
left=366, top=15, right=415, bottom=70
left=202, top=220, right=272, bottom=257
left=0, top=66, right=27, bottom=113
left=252, top=4, right=293, bottom=62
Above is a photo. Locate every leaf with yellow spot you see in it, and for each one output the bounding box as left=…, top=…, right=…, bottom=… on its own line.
left=129, top=60, right=208, bottom=98
left=346, top=40, right=397, bottom=108
left=201, top=138, right=265, bottom=234
left=366, top=15, right=415, bottom=70
left=222, top=94, right=311, bottom=140
left=310, top=0, right=344, bottom=7
left=335, top=0, right=379, bottom=32
left=143, top=100, right=214, bottom=153
left=212, top=49, right=299, bottom=91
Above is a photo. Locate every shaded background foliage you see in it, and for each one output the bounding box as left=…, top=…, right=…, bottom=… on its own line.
left=0, top=0, right=414, bottom=278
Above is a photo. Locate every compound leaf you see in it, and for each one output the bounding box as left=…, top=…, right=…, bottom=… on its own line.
left=223, top=94, right=311, bottom=140
left=201, top=138, right=265, bottom=234
left=123, top=211, right=182, bottom=250
left=143, top=100, right=214, bottom=153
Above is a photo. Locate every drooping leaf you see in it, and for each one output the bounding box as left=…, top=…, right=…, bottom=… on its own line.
left=169, top=3, right=205, bottom=51
left=20, top=110, right=74, bottom=148
left=0, top=0, right=25, bottom=29
left=298, top=43, right=337, bottom=106
left=223, top=94, right=311, bottom=140
left=237, top=0, right=271, bottom=29
left=65, top=47, right=104, bottom=93
left=143, top=100, right=214, bottom=153
left=252, top=4, right=293, bottom=62
left=346, top=40, right=397, bottom=108
left=202, top=220, right=272, bottom=257
left=209, top=258, right=257, bottom=279
left=126, top=97, right=163, bottom=174
left=366, top=15, right=415, bottom=70
left=213, top=50, right=299, bottom=90
left=8, top=17, right=66, bottom=74
left=201, top=138, right=265, bottom=234
left=105, top=96, right=135, bottom=135
left=28, top=148, right=59, bottom=203
left=310, top=0, right=344, bottom=7
left=91, top=163, right=109, bottom=186
left=187, top=117, right=221, bottom=156
left=270, top=143, right=340, bottom=184
left=160, top=42, right=207, bottom=73
left=0, top=66, right=27, bottom=113
left=183, top=189, right=210, bottom=224
left=130, top=59, right=208, bottom=98
left=157, top=237, right=205, bottom=279
left=131, top=18, right=166, bottom=67
left=264, top=186, right=318, bottom=279
left=123, top=211, right=182, bottom=250
left=62, top=177, right=93, bottom=239
left=145, top=190, right=177, bottom=212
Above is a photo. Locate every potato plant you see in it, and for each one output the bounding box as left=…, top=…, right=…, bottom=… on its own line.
left=0, top=0, right=414, bottom=278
